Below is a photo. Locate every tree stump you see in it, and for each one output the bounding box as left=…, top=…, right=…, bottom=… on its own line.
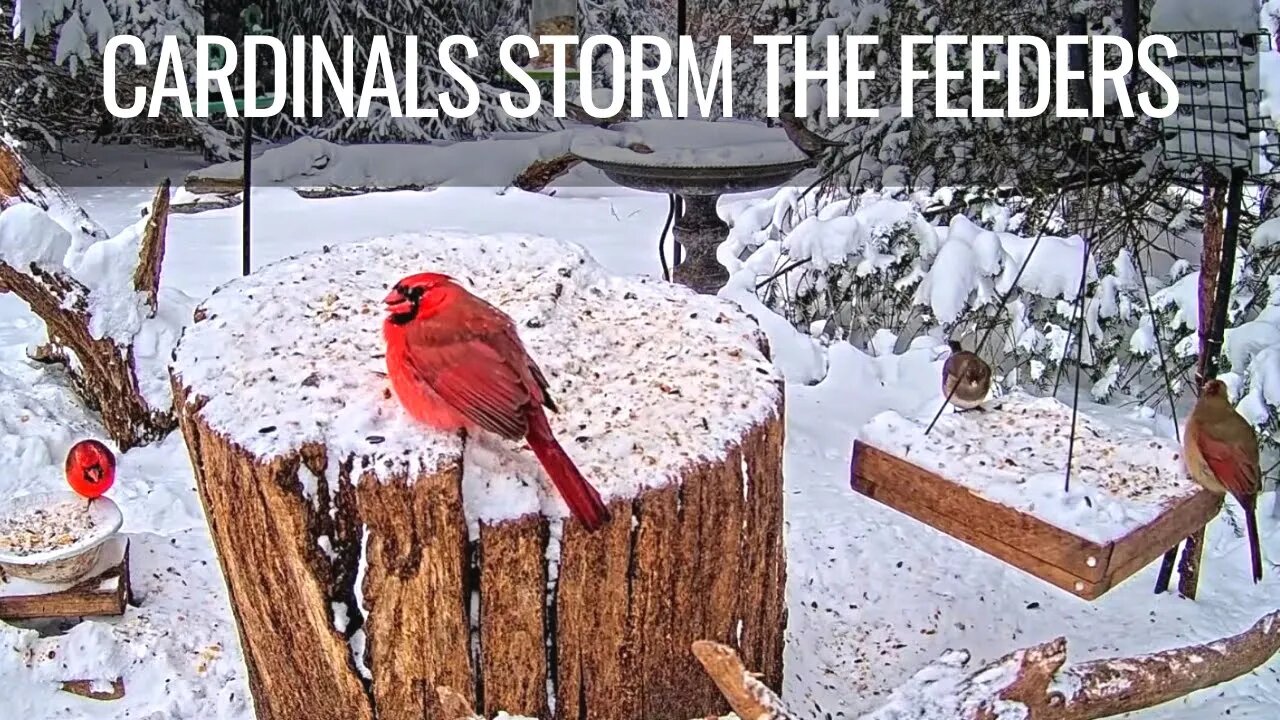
left=170, top=234, right=787, bottom=720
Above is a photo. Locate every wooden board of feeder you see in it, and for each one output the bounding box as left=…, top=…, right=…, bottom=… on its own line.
left=0, top=536, right=131, bottom=620
left=850, top=391, right=1223, bottom=600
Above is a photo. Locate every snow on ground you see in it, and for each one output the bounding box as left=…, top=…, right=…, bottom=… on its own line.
left=0, top=140, right=1277, bottom=719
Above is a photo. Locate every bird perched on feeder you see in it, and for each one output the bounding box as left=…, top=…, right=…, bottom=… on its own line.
left=65, top=439, right=116, bottom=507
left=777, top=109, right=845, bottom=158
left=942, top=340, right=992, bottom=412
left=382, top=272, right=611, bottom=531
left=1184, top=379, right=1264, bottom=583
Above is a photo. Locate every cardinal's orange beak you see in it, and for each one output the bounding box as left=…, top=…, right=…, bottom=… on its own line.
left=384, top=289, right=412, bottom=315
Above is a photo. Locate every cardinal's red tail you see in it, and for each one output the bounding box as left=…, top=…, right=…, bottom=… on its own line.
left=526, top=412, right=610, bottom=531
left=1243, top=495, right=1264, bottom=583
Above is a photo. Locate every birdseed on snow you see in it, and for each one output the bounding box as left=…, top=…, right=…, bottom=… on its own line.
left=170, top=232, right=784, bottom=525
left=0, top=500, right=96, bottom=556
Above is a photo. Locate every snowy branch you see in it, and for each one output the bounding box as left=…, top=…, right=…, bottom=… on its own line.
left=0, top=139, right=181, bottom=449
left=436, top=611, right=1280, bottom=720
left=691, top=641, right=796, bottom=720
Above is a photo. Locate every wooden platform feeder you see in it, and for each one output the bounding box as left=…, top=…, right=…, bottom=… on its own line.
left=850, top=392, right=1222, bottom=600
left=170, top=234, right=787, bottom=720
left=0, top=536, right=131, bottom=620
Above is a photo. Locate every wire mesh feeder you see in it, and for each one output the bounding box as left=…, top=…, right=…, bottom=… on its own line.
left=846, top=23, right=1280, bottom=601
left=1143, top=27, right=1280, bottom=596
left=1157, top=30, right=1280, bottom=176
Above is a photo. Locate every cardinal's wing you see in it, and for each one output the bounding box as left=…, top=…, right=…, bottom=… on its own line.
left=1195, top=423, right=1261, bottom=497
left=403, top=317, right=532, bottom=441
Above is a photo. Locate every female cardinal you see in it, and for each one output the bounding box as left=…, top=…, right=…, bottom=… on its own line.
left=65, top=439, right=116, bottom=506
left=1184, top=379, right=1264, bottom=582
left=942, top=340, right=992, bottom=412
left=382, top=272, right=610, bottom=531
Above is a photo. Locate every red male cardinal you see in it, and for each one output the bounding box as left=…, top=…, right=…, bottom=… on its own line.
left=1184, top=379, right=1264, bottom=582
left=382, top=272, right=610, bottom=530
left=65, top=439, right=116, bottom=506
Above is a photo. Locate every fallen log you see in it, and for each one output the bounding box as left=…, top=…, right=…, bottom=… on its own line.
left=437, top=609, right=1280, bottom=720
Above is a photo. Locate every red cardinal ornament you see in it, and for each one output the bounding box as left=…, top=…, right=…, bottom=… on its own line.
left=382, top=272, right=611, bottom=531
left=1184, top=379, right=1264, bottom=582
left=65, top=439, right=116, bottom=505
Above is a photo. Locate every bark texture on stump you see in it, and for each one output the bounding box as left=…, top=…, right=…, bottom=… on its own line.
left=171, top=233, right=787, bottom=720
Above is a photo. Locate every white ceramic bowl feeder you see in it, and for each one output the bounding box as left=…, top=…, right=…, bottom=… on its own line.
left=0, top=491, right=123, bottom=585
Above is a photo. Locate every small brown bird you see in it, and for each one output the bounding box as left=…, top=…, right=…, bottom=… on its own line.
left=942, top=340, right=992, bottom=412
left=777, top=110, right=844, bottom=158
left=1184, top=379, right=1264, bottom=583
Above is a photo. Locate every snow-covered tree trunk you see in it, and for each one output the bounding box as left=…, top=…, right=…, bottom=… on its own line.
left=170, top=233, right=787, bottom=720
left=0, top=139, right=180, bottom=449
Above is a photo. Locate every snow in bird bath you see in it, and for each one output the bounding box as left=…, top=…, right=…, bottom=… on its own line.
left=859, top=390, right=1202, bottom=544
left=572, top=118, right=809, bottom=167
left=170, top=233, right=782, bottom=525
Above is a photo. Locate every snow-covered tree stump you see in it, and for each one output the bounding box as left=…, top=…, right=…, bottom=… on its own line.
left=170, top=234, right=787, bottom=720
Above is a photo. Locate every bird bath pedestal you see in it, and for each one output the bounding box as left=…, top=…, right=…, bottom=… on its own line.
left=577, top=156, right=811, bottom=294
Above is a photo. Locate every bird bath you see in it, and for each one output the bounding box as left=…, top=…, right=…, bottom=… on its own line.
left=575, top=154, right=812, bottom=294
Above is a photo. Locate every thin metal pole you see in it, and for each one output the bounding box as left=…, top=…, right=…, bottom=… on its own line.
left=1121, top=0, right=1139, bottom=47
left=1063, top=238, right=1092, bottom=494
left=242, top=114, right=253, bottom=276
left=1067, top=14, right=1088, bottom=110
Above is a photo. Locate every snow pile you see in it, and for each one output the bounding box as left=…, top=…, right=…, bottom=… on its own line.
left=572, top=118, right=810, bottom=167
left=857, top=648, right=1021, bottom=720
left=728, top=192, right=1096, bottom=333
left=860, top=389, right=1201, bottom=544
left=170, top=233, right=783, bottom=525
left=0, top=197, right=192, bottom=414
left=191, top=129, right=628, bottom=189
left=0, top=203, right=74, bottom=271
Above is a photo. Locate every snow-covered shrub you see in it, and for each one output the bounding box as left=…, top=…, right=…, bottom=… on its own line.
left=729, top=182, right=1280, bottom=481
left=3, top=0, right=228, bottom=154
